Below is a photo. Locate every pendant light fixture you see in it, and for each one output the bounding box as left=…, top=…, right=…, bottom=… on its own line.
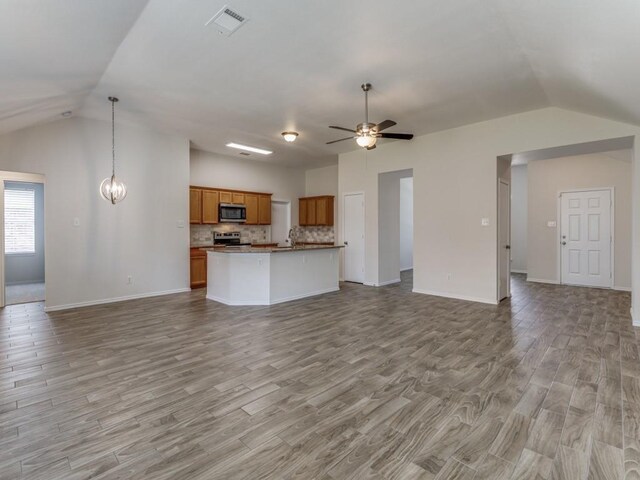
left=100, top=96, right=127, bottom=204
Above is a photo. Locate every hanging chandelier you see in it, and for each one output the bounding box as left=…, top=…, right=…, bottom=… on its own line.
left=100, top=96, right=127, bottom=204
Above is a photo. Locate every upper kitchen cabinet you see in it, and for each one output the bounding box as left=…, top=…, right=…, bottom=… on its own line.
left=245, top=194, right=259, bottom=224
left=258, top=195, right=271, bottom=225
left=202, top=190, right=219, bottom=224
left=299, top=196, right=334, bottom=226
left=190, top=188, right=202, bottom=224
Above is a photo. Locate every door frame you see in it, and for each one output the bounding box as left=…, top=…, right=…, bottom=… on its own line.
left=342, top=191, right=365, bottom=283
left=497, top=179, right=511, bottom=301
left=556, top=187, right=614, bottom=288
left=0, top=170, right=47, bottom=308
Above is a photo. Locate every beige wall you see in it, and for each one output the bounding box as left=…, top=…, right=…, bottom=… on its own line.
left=0, top=117, right=191, bottom=310
left=337, top=107, right=640, bottom=316
left=510, top=165, right=528, bottom=273
left=527, top=151, right=632, bottom=289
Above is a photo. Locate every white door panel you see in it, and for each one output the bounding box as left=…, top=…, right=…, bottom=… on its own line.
left=344, top=193, right=365, bottom=283
left=560, top=189, right=611, bottom=288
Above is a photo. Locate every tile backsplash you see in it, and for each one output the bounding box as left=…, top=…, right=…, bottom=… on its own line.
left=298, top=226, right=334, bottom=243
left=191, top=224, right=335, bottom=246
left=191, top=224, right=269, bottom=246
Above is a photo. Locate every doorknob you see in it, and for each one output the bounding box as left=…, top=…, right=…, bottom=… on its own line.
left=561, top=241, right=566, bottom=246
left=344, top=241, right=349, bottom=245
left=505, top=245, right=510, bottom=250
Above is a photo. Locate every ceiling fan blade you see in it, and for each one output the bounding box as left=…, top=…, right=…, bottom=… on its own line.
left=326, top=136, right=355, bottom=145
left=378, top=133, right=414, bottom=140
left=375, top=120, right=396, bottom=132
left=329, top=125, right=357, bottom=133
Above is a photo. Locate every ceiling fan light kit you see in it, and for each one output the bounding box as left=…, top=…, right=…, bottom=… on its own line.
left=327, top=83, right=413, bottom=150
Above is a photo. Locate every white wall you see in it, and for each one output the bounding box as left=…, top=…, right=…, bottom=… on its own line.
left=0, top=117, right=190, bottom=310
left=510, top=165, right=528, bottom=273
left=337, top=107, right=640, bottom=315
left=527, top=151, right=632, bottom=289
left=400, top=177, right=414, bottom=271
left=190, top=149, right=306, bottom=226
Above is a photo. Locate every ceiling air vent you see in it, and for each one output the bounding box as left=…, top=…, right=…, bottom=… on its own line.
left=205, top=5, right=248, bottom=36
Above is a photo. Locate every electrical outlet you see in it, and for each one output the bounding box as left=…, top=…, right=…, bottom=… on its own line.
left=447, top=273, right=452, bottom=280
left=481, top=218, right=490, bottom=227
left=73, top=217, right=80, bottom=227
left=177, top=220, right=185, bottom=228
left=127, top=276, right=133, bottom=285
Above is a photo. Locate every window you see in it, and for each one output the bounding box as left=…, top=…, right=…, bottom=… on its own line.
left=4, top=188, right=35, bottom=254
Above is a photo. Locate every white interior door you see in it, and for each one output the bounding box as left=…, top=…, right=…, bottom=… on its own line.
left=560, top=189, right=612, bottom=288
left=270, top=201, right=290, bottom=246
left=344, top=193, right=365, bottom=283
left=498, top=180, right=510, bottom=300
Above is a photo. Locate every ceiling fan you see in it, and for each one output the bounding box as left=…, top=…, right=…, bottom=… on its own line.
left=326, top=83, right=413, bottom=150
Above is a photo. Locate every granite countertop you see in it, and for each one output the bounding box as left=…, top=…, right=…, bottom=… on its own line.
left=200, top=244, right=344, bottom=254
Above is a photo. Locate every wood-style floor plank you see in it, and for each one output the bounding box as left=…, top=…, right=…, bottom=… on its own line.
left=0, top=272, right=634, bottom=479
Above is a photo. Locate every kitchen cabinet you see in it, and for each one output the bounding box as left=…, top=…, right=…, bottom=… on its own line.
left=299, top=196, right=334, bottom=226
left=258, top=195, right=271, bottom=224
left=190, top=188, right=202, bottom=224
left=232, top=193, right=245, bottom=204
left=219, top=191, right=232, bottom=204
left=190, top=248, right=207, bottom=289
left=202, top=190, right=219, bottom=224
left=245, top=194, right=259, bottom=224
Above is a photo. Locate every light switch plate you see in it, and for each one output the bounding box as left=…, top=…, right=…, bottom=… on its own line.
left=547, top=221, right=557, bottom=227
left=481, top=218, right=490, bottom=227
left=73, top=217, right=80, bottom=227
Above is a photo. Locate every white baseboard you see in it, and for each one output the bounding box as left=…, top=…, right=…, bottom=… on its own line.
left=363, top=279, right=401, bottom=287
left=207, top=286, right=340, bottom=306
left=400, top=267, right=414, bottom=272
left=412, top=288, right=498, bottom=305
left=613, top=286, right=632, bottom=292
left=510, top=269, right=527, bottom=274
left=632, top=308, right=639, bottom=327
left=526, top=277, right=560, bottom=285
left=44, top=288, right=191, bottom=312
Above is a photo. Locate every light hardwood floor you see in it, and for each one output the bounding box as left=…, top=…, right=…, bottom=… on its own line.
left=0, top=272, right=635, bottom=479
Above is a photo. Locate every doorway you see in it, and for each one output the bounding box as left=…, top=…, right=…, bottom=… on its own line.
left=498, top=179, right=511, bottom=300
left=343, top=192, right=365, bottom=283
left=271, top=200, right=291, bottom=246
left=0, top=171, right=46, bottom=307
left=559, top=188, right=613, bottom=288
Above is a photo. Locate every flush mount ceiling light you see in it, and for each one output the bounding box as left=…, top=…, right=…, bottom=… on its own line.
left=226, top=142, right=272, bottom=155
left=281, top=131, right=298, bottom=143
left=100, top=97, right=127, bottom=204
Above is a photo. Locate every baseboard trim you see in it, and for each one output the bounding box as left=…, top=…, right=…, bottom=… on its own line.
left=363, top=279, right=401, bottom=287
left=400, top=267, right=414, bottom=272
left=526, top=277, right=560, bottom=285
left=44, top=288, right=191, bottom=312
left=632, top=308, right=639, bottom=327
left=412, top=288, right=498, bottom=305
left=613, top=286, right=632, bottom=292
left=510, top=269, right=527, bottom=274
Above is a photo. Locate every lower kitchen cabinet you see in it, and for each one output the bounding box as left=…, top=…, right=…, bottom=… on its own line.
left=190, top=248, right=207, bottom=289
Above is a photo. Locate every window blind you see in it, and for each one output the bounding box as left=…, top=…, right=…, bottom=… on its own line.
left=4, top=188, right=35, bottom=254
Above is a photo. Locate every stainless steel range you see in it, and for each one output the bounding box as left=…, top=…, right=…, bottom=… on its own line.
left=213, top=231, right=251, bottom=247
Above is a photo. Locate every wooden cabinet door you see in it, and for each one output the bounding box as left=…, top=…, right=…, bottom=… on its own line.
left=258, top=195, right=271, bottom=224
left=202, top=190, right=219, bottom=224
left=219, top=191, right=232, bottom=204
left=245, top=194, right=259, bottom=224
left=190, top=256, right=207, bottom=288
left=189, top=188, right=202, bottom=224
left=326, top=196, right=334, bottom=226
left=307, top=198, right=317, bottom=225
left=299, top=198, right=308, bottom=225
left=232, top=193, right=245, bottom=204
left=316, top=197, right=328, bottom=225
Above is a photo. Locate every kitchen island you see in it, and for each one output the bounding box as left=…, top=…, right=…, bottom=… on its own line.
left=203, top=245, right=343, bottom=305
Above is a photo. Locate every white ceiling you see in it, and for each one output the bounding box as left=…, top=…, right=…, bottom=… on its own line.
left=3, top=0, right=640, bottom=167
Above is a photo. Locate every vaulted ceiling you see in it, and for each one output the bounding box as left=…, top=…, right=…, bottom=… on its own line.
left=2, top=0, right=640, bottom=166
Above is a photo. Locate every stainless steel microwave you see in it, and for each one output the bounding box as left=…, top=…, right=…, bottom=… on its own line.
left=219, top=203, right=246, bottom=223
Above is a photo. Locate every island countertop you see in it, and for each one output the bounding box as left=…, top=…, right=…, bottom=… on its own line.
left=200, top=244, right=344, bottom=254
